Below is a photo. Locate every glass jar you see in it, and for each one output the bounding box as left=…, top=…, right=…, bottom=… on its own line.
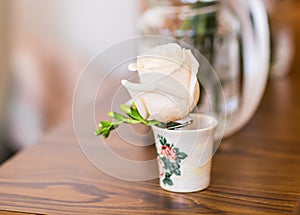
left=138, top=0, right=241, bottom=122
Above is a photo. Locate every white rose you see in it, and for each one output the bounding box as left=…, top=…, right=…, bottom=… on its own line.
left=122, top=43, right=200, bottom=122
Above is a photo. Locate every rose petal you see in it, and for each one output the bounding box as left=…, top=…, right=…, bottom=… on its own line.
left=121, top=79, right=191, bottom=122
left=123, top=43, right=200, bottom=122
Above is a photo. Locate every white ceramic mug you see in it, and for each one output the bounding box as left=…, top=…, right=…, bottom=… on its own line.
left=152, top=114, right=218, bottom=193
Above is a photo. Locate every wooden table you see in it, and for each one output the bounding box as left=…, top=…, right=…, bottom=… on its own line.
left=0, top=67, right=299, bottom=215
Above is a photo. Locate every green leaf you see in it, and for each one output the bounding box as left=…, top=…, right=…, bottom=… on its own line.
left=120, top=104, right=131, bottom=115
left=176, top=158, right=181, bottom=163
left=163, top=159, right=172, bottom=171
left=163, top=178, right=173, bottom=186
left=96, top=125, right=109, bottom=136
left=95, top=129, right=103, bottom=136
left=158, top=135, right=167, bottom=146
left=100, top=121, right=111, bottom=127
left=160, top=157, right=171, bottom=170
left=129, top=107, right=143, bottom=120
left=120, top=103, right=142, bottom=120
left=173, top=168, right=181, bottom=176
left=171, top=162, right=180, bottom=170
left=121, top=103, right=149, bottom=124
left=177, top=152, right=188, bottom=160
left=165, top=172, right=172, bottom=178
left=102, top=128, right=111, bottom=138
left=95, top=120, right=121, bottom=138
left=108, top=112, right=126, bottom=121
left=169, top=163, right=180, bottom=174
left=161, top=156, right=167, bottom=162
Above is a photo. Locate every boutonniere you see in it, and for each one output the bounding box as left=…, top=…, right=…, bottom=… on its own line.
left=95, top=43, right=200, bottom=138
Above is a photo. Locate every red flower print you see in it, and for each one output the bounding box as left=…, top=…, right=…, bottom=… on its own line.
left=157, top=135, right=188, bottom=186
left=160, top=146, right=177, bottom=161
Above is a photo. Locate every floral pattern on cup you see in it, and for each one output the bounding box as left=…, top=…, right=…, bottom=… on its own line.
left=157, top=135, right=188, bottom=186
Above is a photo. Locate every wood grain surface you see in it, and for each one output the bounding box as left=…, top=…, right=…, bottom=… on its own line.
left=0, top=3, right=300, bottom=215
left=0, top=64, right=299, bottom=215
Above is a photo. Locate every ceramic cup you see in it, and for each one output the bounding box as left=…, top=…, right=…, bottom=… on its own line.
left=152, top=114, right=218, bottom=193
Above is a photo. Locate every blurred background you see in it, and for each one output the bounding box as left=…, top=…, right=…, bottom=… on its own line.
left=0, top=0, right=299, bottom=163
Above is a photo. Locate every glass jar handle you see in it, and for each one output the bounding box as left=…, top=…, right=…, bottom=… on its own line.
left=224, top=0, right=270, bottom=137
